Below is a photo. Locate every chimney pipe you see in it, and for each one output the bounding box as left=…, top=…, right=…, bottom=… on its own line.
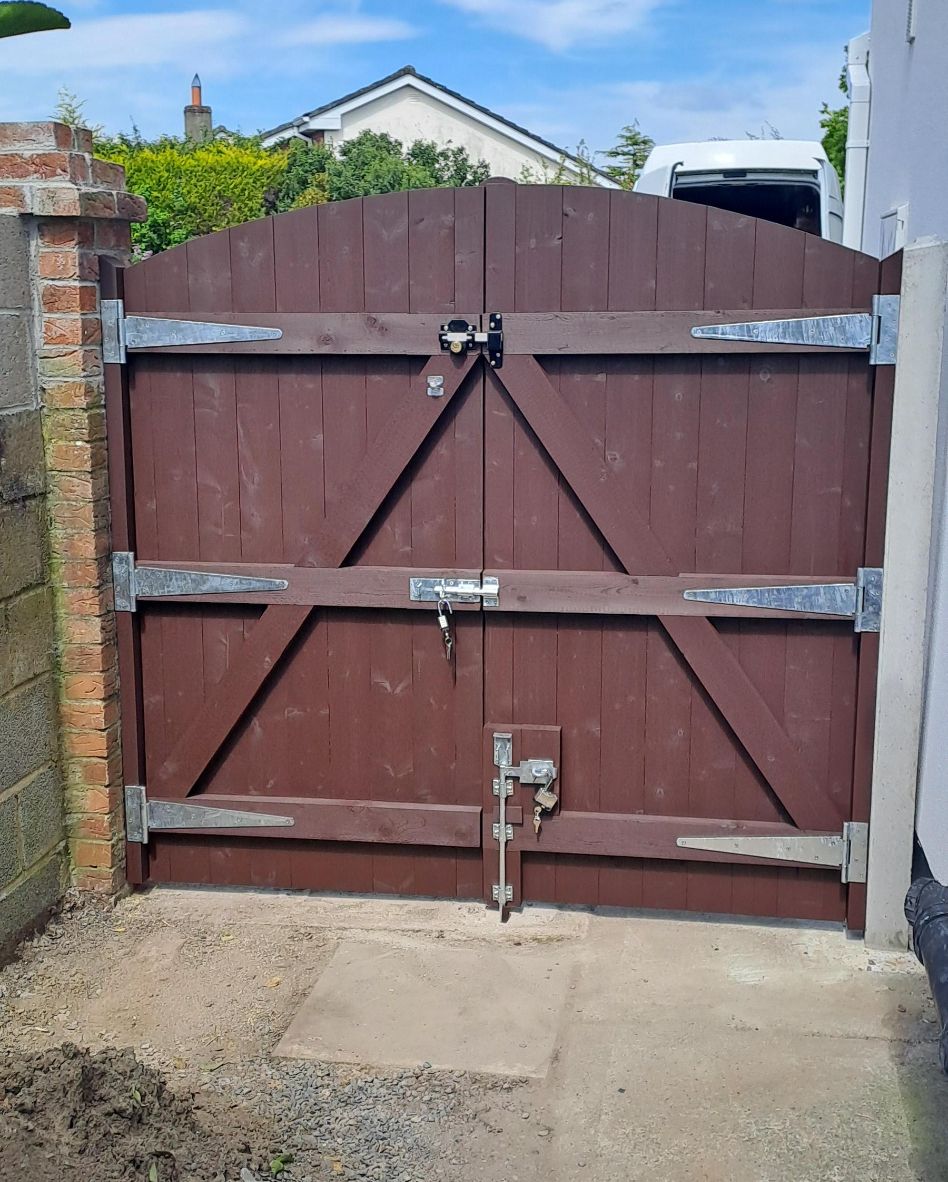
left=184, top=72, right=212, bottom=142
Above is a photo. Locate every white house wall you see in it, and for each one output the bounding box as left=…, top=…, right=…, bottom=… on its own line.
left=325, top=90, right=583, bottom=184
left=863, top=0, right=948, bottom=252
left=861, top=0, right=948, bottom=889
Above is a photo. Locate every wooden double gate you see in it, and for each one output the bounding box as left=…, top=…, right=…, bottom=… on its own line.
left=104, top=183, right=899, bottom=928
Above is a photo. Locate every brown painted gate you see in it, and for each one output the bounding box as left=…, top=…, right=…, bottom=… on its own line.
left=105, top=184, right=898, bottom=928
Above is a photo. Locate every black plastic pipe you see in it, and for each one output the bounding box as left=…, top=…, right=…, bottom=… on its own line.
left=905, top=877, right=948, bottom=1073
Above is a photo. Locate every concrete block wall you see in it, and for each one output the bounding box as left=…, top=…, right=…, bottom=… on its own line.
left=0, top=122, right=145, bottom=946
left=0, top=211, right=67, bottom=950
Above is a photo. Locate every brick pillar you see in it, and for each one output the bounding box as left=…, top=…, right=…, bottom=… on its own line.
left=0, top=122, right=146, bottom=893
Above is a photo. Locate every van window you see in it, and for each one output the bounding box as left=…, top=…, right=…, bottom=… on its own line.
left=672, top=177, right=821, bottom=234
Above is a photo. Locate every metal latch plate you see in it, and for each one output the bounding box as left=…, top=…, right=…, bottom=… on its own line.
left=409, top=576, right=499, bottom=607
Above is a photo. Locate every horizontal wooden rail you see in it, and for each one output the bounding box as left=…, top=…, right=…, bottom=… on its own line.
left=508, top=811, right=833, bottom=868
left=487, top=570, right=854, bottom=620
left=134, top=562, right=854, bottom=620
left=165, top=796, right=482, bottom=847
left=126, top=309, right=868, bottom=357
left=502, top=310, right=871, bottom=355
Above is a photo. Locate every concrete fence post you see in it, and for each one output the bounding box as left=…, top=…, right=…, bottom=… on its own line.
left=0, top=121, right=145, bottom=901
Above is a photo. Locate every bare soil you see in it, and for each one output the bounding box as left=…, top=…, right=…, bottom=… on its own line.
left=0, top=1042, right=274, bottom=1182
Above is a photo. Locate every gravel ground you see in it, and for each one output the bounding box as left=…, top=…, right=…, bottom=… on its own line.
left=207, top=1059, right=530, bottom=1181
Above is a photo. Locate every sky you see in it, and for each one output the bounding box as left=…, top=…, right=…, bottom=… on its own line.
left=0, top=0, right=869, bottom=161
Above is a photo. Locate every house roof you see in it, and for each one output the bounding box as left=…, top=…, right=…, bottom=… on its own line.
left=261, top=65, right=616, bottom=186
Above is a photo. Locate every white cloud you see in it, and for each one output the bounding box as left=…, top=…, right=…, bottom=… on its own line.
left=0, top=9, right=249, bottom=74
left=504, top=40, right=843, bottom=157
left=438, top=0, right=667, bottom=51
left=277, top=15, right=415, bottom=47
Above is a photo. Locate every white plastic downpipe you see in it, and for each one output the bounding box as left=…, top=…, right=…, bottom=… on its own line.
left=843, top=31, right=871, bottom=250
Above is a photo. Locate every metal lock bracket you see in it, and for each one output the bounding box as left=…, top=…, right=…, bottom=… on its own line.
left=410, top=575, right=499, bottom=608
left=490, top=732, right=558, bottom=920
left=438, top=313, right=503, bottom=367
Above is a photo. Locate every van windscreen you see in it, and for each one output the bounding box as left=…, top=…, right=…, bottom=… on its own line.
left=672, top=180, right=821, bottom=234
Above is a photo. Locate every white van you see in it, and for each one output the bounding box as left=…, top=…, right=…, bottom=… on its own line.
left=633, top=140, right=844, bottom=242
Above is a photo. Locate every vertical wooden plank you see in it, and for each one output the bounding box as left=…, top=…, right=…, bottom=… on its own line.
left=274, top=205, right=319, bottom=313
left=598, top=193, right=658, bottom=908
left=607, top=191, right=658, bottom=311
left=685, top=209, right=757, bottom=914
left=102, top=261, right=147, bottom=884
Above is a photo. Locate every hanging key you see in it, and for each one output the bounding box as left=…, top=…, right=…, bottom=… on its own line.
left=436, top=597, right=454, bottom=662
left=532, top=768, right=558, bottom=837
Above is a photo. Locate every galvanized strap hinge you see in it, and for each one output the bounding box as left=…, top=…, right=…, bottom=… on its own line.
left=676, top=820, right=868, bottom=884
left=112, top=551, right=288, bottom=612
left=125, top=785, right=294, bottom=844
left=682, top=566, right=882, bottom=632
left=690, top=294, right=900, bottom=365
left=101, top=298, right=283, bottom=364
left=438, top=312, right=503, bottom=368
left=409, top=575, right=500, bottom=608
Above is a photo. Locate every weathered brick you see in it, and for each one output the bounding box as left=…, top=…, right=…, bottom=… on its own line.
left=0, top=679, right=55, bottom=793
left=61, top=611, right=114, bottom=647
left=73, top=863, right=124, bottom=893
left=60, top=696, right=119, bottom=730
left=60, top=641, right=116, bottom=674
left=94, top=221, right=131, bottom=252
left=63, top=669, right=117, bottom=700
left=0, top=216, right=30, bottom=308
left=115, top=192, right=147, bottom=222
left=78, top=190, right=116, bottom=219
left=73, top=128, right=94, bottom=155
left=0, top=187, right=27, bottom=213
left=38, top=346, right=102, bottom=380
left=62, top=728, right=113, bottom=759
left=71, top=838, right=114, bottom=869
left=43, top=314, right=101, bottom=347
left=38, top=251, right=98, bottom=281
left=0, top=122, right=71, bottom=152
left=47, top=438, right=108, bottom=473
left=0, top=587, right=52, bottom=696
left=47, top=468, right=109, bottom=504
left=49, top=498, right=109, bottom=534
left=44, top=407, right=106, bottom=444
left=0, top=311, right=32, bottom=410
left=37, top=220, right=93, bottom=248
left=30, top=186, right=80, bottom=218
left=18, top=766, right=64, bottom=866
left=41, top=283, right=98, bottom=314
left=0, top=499, right=45, bottom=599
left=0, top=409, right=45, bottom=501
left=65, top=756, right=122, bottom=795
left=55, top=528, right=111, bottom=560
left=57, top=556, right=111, bottom=590
left=90, top=159, right=125, bottom=189
left=41, top=379, right=103, bottom=410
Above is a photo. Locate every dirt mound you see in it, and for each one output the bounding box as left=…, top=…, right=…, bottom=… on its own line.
left=0, top=1043, right=273, bottom=1181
